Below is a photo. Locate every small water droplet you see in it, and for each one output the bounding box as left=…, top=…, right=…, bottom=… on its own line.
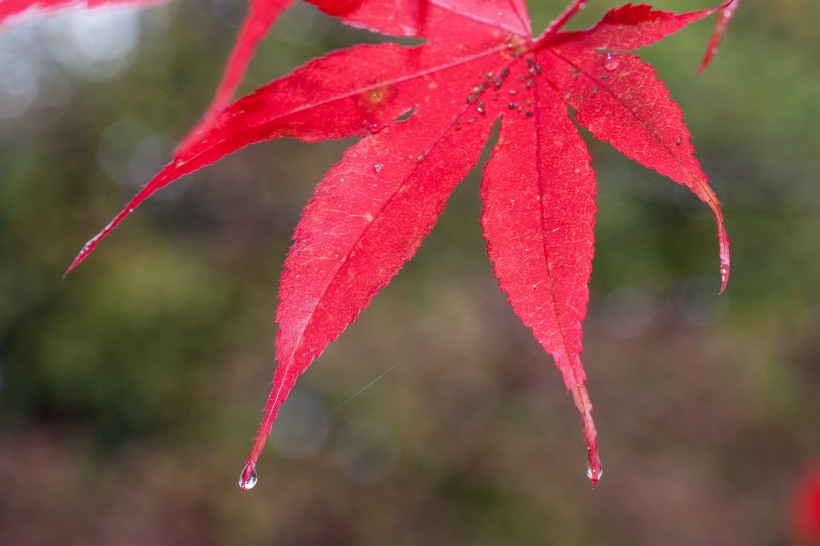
left=603, top=53, right=619, bottom=71
left=239, top=463, right=258, bottom=490
left=587, top=463, right=602, bottom=483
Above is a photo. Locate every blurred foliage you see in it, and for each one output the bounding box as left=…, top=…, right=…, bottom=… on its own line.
left=1, top=1, right=819, bottom=544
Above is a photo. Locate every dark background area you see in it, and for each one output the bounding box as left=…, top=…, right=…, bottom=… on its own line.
left=1, top=1, right=819, bottom=544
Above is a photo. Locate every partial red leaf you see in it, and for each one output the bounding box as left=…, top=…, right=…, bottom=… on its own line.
left=67, top=43, right=443, bottom=273
left=0, top=0, right=164, bottom=26
left=541, top=5, right=730, bottom=291
left=699, top=0, right=739, bottom=74
left=174, top=0, right=293, bottom=155
left=242, top=82, right=498, bottom=487
left=791, top=466, right=820, bottom=545
left=66, top=0, right=533, bottom=273
left=309, top=0, right=531, bottom=40
left=551, top=3, right=716, bottom=50
left=1, top=0, right=292, bottom=158
left=481, top=60, right=600, bottom=484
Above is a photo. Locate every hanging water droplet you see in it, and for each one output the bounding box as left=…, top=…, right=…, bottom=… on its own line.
left=586, top=463, right=602, bottom=484
left=603, top=53, right=619, bottom=71
left=238, top=463, right=258, bottom=490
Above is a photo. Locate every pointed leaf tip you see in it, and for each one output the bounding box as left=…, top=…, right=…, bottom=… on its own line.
left=587, top=449, right=603, bottom=488
left=64, top=189, right=149, bottom=276
left=570, top=378, right=601, bottom=488
left=64, top=215, right=127, bottom=277
left=695, top=178, right=731, bottom=293
left=699, top=0, right=739, bottom=75
left=719, top=231, right=730, bottom=294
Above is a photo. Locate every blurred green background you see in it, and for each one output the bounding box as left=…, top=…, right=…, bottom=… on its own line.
left=1, top=1, right=819, bottom=544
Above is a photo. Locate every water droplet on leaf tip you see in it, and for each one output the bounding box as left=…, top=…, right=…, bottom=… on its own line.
left=239, top=464, right=258, bottom=490
left=720, top=264, right=730, bottom=291
left=603, top=53, right=619, bottom=71
left=586, top=464, right=602, bottom=482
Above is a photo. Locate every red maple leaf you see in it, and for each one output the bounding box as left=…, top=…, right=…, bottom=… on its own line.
left=0, top=0, right=166, bottom=25
left=789, top=465, right=820, bottom=545
left=4, top=0, right=735, bottom=488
